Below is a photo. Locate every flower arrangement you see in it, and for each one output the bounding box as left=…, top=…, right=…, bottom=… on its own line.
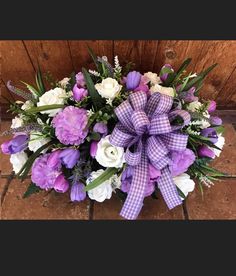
left=1, top=48, right=226, bottom=220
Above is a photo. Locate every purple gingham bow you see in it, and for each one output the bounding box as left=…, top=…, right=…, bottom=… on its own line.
left=109, top=91, right=191, bottom=220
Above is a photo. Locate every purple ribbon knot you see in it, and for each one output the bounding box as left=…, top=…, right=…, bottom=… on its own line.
left=110, top=91, right=191, bottom=220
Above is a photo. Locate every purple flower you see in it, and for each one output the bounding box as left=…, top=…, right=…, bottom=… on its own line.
left=126, top=71, right=142, bottom=90
left=201, top=128, right=218, bottom=143
left=1, top=140, right=12, bottom=154
left=72, top=85, right=88, bottom=101
left=31, top=153, right=61, bottom=190
left=70, top=182, right=86, bottom=202
left=179, top=87, right=198, bottom=103
left=160, top=64, right=173, bottom=82
left=75, top=72, right=86, bottom=87
left=54, top=174, right=69, bottom=193
left=52, top=106, right=88, bottom=145
left=198, top=145, right=215, bottom=158
left=210, top=116, right=222, bottom=126
left=47, top=150, right=62, bottom=169
left=59, top=148, right=80, bottom=169
left=90, top=141, right=98, bottom=158
left=134, top=83, right=149, bottom=93
left=207, top=100, right=216, bottom=113
left=1, top=135, right=28, bottom=154
left=170, top=149, right=196, bottom=177
left=93, top=122, right=108, bottom=136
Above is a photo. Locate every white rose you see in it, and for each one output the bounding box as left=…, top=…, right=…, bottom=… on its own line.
left=86, top=169, right=113, bottom=202
left=95, top=78, right=122, bottom=100
left=37, top=87, right=67, bottom=117
left=144, top=72, right=162, bottom=85
left=21, top=100, right=34, bottom=111
left=173, top=173, right=195, bottom=199
left=187, top=101, right=202, bottom=112
left=59, top=77, right=70, bottom=89
left=150, top=84, right=175, bottom=97
left=10, top=151, right=28, bottom=174
left=28, top=132, right=51, bottom=153
left=210, top=134, right=225, bottom=158
left=11, top=116, right=24, bottom=129
left=95, top=135, right=125, bottom=168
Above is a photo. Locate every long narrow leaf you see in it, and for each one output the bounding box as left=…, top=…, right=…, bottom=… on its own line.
left=35, top=63, right=46, bottom=95
left=27, top=104, right=64, bottom=113
left=87, top=45, right=99, bottom=70
left=170, top=58, right=192, bottom=85
left=21, top=81, right=41, bottom=98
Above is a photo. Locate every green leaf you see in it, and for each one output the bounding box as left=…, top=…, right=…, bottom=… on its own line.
left=82, top=67, right=103, bottom=110
left=27, top=104, right=64, bottom=113
left=21, top=81, right=41, bottom=98
left=170, top=58, right=192, bottom=85
left=35, top=64, right=46, bottom=95
left=23, top=182, right=41, bottom=198
left=85, top=167, right=118, bottom=191
left=87, top=45, right=99, bottom=70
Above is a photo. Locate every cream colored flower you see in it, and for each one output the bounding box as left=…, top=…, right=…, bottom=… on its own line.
left=10, top=151, right=28, bottom=174
left=95, top=78, right=122, bottom=100
left=150, top=84, right=175, bottom=97
left=173, top=173, right=195, bottom=199
left=11, top=116, right=24, bottom=129
left=144, top=72, right=161, bottom=85
left=28, top=132, right=51, bottom=153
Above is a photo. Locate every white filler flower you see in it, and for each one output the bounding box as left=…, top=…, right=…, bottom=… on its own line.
left=95, top=77, right=122, bottom=100
left=21, top=100, right=34, bottom=111
left=144, top=72, right=162, bottom=85
left=173, top=173, right=195, bottom=199
left=28, top=132, right=51, bottom=153
left=10, top=151, right=28, bottom=174
left=37, top=87, right=67, bottom=117
left=58, top=77, right=70, bottom=89
left=11, top=116, right=24, bottom=129
left=150, top=84, right=175, bottom=97
left=95, top=135, right=125, bottom=168
left=86, top=169, right=113, bottom=202
left=187, top=101, right=202, bottom=112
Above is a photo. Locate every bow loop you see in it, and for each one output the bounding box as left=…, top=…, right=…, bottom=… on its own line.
left=131, top=110, right=150, bottom=136
left=129, top=91, right=147, bottom=110
left=125, top=138, right=143, bottom=166
left=149, top=114, right=172, bottom=135
left=146, top=136, right=168, bottom=163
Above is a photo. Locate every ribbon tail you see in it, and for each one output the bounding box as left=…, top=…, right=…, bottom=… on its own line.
left=158, top=166, right=182, bottom=209
left=120, top=147, right=149, bottom=220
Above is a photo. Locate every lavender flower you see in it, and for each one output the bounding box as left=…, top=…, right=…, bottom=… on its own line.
left=90, top=141, right=98, bottom=158
left=201, top=128, right=218, bottom=143
left=59, top=148, right=80, bottom=169
left=179, top=87, right=198, bottom=103
left=1, top=140, right=12, bottom=154
left=75, top=72, right=86, bottom=87
left=210, top=116, right=222, bottom=126
left=207, top=100, right=216, bottom=113
left=47, top=150, right=62, bottom=169
left=72, top=85, right=88, bottom=101
left=70, top=182, right=86, bottom=202
left=159, top=64, right=173, bottom=82
left=198, top=145, right=215, bottom=158
left=54, top=174, right=69, bottom=193
left=126, top=71, right=142, bottom=90
left=93, top=122, right=108, bottom=136
left=1, top=135, right=28, bottom=154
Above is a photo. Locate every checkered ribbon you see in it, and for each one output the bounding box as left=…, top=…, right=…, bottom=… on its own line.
left=110, top=91, right=191, bottom=220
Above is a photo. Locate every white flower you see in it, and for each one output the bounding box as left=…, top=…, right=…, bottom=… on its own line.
left=59, top=77, right=70, bottom=89
left=28, top=132, right=51, bottom=153
left=106, top=98, right=113, bottom=106
left=21, top=100, right=34, bottom=111
left=10, top=151, right=28, bottom=174
left=37, top=87, right=67, bottom=117
left=144, top=72, right=162, bottom=85
left=110, top=174, right=122, bottom=191
left=89, top=70, right=100, bottom=77
left=95, top=77, right=122, bottom=100
left=86, top=169, right=113, bottom=202
left=187, top=101, right=202, bottom=112
left=210, top=134, right=225, bottom=158
left=87, top=109, right=95, bottom=118
left=150, top=84, right=175, bottom=97
left=95, top=135, right=125, bottom=168
left=173, top=173, right=195, bottom=199
left=11, top=116, right=24, bottom=129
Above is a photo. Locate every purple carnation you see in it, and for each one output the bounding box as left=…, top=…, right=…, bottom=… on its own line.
left=52, top=106, right=88, bottom=145
left=170, top=149, right=196, bottom=177
left=31, top=153, right=61, bottom=190
left=54, top=174, right=69, bottom=193
left=75, top=72, right=86, bottom=87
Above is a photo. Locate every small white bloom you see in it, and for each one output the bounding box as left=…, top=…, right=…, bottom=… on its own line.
left=10, top=151, right=28, bottom=174
left=86, top=169, right=113, bottom=202
left=37, top=87, right=67, bottom=117
left=89, top=69, right=100, bottom=77
left=28, top=132, right=51, bottom=153
left=58, top=77, right=70, bottom=89
left=11, top=116, right=24, bottom=129
left=95, top=135, right=125, bottom=168
left=210, top=134, right=225, bottom=158
left=187, top=101, right=202, bottom=112
left=102, top=56, right=108, bottom=62
left=144, top=72, right=162, bottom=85
left=87, top=109, right=95, bottom=118
left=173, top=173, right=195, bottom=199
left=106, top=98, right=113, bottom=106
left=150, top=84, right=175, bottom=97
left=21, top=100, right=34, bottom=111
left=95, top=77, right=122, bottom=100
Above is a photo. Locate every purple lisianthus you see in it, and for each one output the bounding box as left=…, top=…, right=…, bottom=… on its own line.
left=31, top=153, right=62, bottom=190
left=201, top=128, right=218, bottom=143
left=72, top=85, right=88, bottom=101
left=59, top=148, right=80, bottom=169
left=90, top=141, right=98, bottom=158
left=54, top=174, right=69, bottom=193
left=1, top=140, right=12, bottom=154
left=210, top=116, right=222, bottom=126
left=126, top=71, right=142, bottom=90
left=198, top=145, right=215, bottom=158
left=47, top=150, right=62, bottom=169
left=70, top=182, right=86, bottom=202
left=1, top=135, right=28, bottom=154
left=170, top=149, right=196, bottom=177
left=93, top=122, right=108, bottom=136
left=160, top=64, right=173, bottom=82
left=75, top=72, right=86, bottom=87
left=179, top=87, right=199, bottom=103
left=207, top=100, right=216, bottom=113
left=52, top=106, right=88, bottom=145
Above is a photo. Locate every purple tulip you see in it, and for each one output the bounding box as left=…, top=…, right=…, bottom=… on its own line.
left=59, top=148, right=80, bottom=169
left=198, top=145, right=215, bottom=158
left=179, top=87, right=198, bottom=103
left=201, top=128, right=218, bottom=143
left=72, top=84, right=88, bottom=101
left=160, top=64, right=173, bottom=82
left=75, top=72, right=86, bottom=88
left=54, top=174, right=69, bottom=193
left=70, top=182, right=86, bottom=202
left=90, top=141, right=98, bottom=158
left=47, top=150, right=62, bottom=169
left=93, top=122, right=108, bottom=136
left=1, top=140, right=12, bottom=154
left=210, top=116, right=222, bottom=126
left=126, top=71, right=142, bottom=90
left=207, top=100, right=216, bottom=113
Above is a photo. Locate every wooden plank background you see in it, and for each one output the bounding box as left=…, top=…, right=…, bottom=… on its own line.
left=1, top=40, right=236, bottom=117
